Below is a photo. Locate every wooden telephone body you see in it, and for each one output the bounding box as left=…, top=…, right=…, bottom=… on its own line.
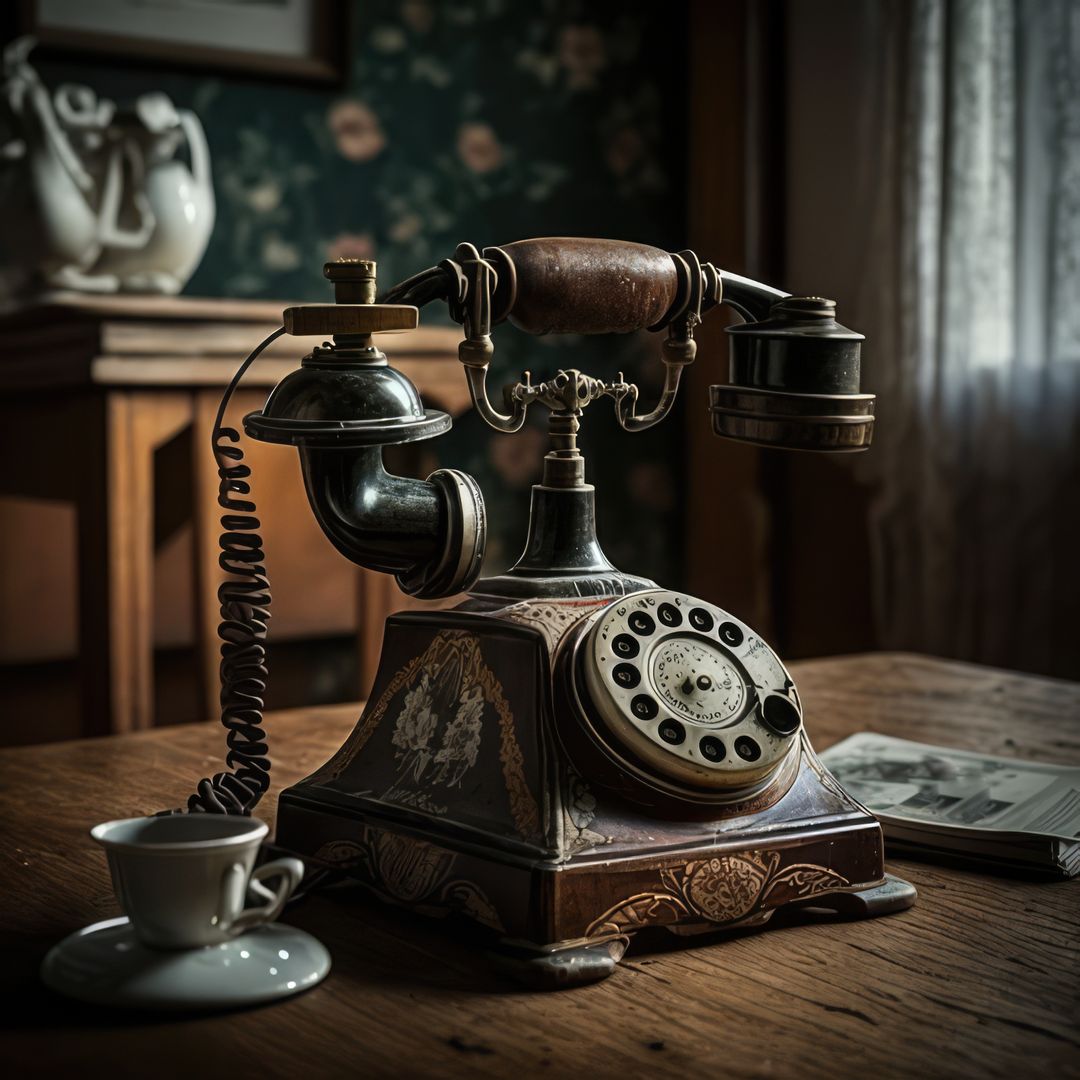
left=276, top=597, right=909, bottom=987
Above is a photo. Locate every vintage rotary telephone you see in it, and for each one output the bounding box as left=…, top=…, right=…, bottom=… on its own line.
left=189, top=238, right=914, bottom=988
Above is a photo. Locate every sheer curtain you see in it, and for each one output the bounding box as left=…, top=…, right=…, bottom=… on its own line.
left=861, top=0, right=1080, bottom=676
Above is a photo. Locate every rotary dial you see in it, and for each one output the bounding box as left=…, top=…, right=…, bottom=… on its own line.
left=577, top=588, right=802, bottom=794
left=652, top=639, right=745, bottom=724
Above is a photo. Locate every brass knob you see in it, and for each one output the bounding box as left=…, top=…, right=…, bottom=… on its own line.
left=323, top=259, right=377, bottom=304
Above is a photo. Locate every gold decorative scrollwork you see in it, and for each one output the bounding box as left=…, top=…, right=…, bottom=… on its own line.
left=763, top=864, right=852, bottom=906
left=308, top=651, right=427, bottom=784
left=312, top=838, right=371, bottom=869
left=471, top=639, right=542, bottom=841
left=669, top=851, right=780, bottom=923
left=585, top=891, right=691, bottom=938
left=585, top=849, right=850, bottom=937
left=371, top=832, right=457, bottom=905
left=440, top=880, right=505, bottom=932
left=309, top=630, right=541, bottom=843
left=312, top=828, right=504, bottom=932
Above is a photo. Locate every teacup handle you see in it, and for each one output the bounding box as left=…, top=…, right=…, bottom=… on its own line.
left=227, top=857, right=305, bottom=935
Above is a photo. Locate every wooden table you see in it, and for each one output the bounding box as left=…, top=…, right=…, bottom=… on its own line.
left=3, top=653, right=1078, bottom=1078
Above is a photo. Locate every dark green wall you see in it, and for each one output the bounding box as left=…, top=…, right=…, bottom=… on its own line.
left=32, top=0, right=689, bottom=583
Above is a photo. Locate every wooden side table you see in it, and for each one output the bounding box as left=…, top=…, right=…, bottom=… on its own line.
left=0, top=294, right=469, bottom=738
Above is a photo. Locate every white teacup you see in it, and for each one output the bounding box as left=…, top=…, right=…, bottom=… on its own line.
left=91, top=815, right=303, bottom=950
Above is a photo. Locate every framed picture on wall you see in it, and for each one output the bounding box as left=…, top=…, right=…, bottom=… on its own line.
left=18, top=0, right=346, bottom=83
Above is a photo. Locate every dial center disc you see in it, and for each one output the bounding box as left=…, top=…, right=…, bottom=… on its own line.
left=651, top=638, right=745, bottom=725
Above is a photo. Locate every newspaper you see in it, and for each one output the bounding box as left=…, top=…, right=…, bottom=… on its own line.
left=819, top=733, right=1080, bottom=877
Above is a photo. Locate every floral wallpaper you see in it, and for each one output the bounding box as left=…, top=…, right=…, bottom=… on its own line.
left=34, top=0, right=688, bottom=584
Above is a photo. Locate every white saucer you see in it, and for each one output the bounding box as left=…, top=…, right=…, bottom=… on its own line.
left=41, top=917, right=331, bottom=1011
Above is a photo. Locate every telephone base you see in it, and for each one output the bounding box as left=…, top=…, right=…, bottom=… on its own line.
left=275, top=605, right=916, bottom=989
left=277, top=778, right=915, bottom=989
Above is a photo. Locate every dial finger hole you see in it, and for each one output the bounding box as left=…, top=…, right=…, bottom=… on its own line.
left=658, top=719, right=686, bottom=745
left=657, top=603, right=682, bottom=627
left=734, top=735, right=761, bottom=761
left=699, top=735, right=726, bottom=762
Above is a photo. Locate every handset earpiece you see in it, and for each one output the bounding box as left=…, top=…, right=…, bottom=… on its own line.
left=709, top=276, right=874, bottom=452
left=243, top=260, right=487, bottom=601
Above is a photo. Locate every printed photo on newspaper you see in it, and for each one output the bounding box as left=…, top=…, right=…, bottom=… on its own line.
left=819, top=733, right=1080, bottom=878
left=821, top=733, right=1080, bottom=838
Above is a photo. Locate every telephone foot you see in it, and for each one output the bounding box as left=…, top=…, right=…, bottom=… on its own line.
left=810, top=872, right=918, bottom=917
left=487, top=937, right=628, bottom=990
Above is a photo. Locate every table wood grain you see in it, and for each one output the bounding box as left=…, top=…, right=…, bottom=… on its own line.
left=2, top=653, right=1078, bottom=1079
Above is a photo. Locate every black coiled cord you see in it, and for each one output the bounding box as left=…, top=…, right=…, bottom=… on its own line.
left=183, top=327, right=285, bottom=814
left=379, top=262, right=460, bottom=307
